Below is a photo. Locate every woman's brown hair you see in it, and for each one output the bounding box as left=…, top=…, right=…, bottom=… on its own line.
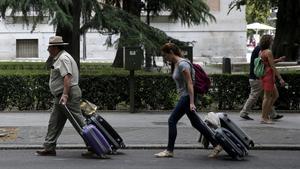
left=260, top=35, right=273, bottom=50
left=160, top=43, right=182, bottom=57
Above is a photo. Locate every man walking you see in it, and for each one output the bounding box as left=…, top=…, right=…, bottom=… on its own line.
left=36, top=36, right=86, bottom=156
left=240, top=45, right=285, bottom=120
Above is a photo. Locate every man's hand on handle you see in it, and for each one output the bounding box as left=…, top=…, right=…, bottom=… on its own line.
left=59, top=94, right=68, bottom=105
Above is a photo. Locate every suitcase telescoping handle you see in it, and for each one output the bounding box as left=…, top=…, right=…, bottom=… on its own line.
left=63, top=104, right=83, bottom=135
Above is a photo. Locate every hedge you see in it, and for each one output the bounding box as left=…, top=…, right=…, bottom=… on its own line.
left=0, top=72, right=299, bottom=111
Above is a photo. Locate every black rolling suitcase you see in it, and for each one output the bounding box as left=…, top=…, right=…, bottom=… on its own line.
left=218, top=113, right=254, bottom=149
left=194, top=111, right=219, bottom=147
left=193, top=110, right=248, bottom=160
left=215, top=128, right=248, bottom=160
left=86, top=114, right=125, bottom=151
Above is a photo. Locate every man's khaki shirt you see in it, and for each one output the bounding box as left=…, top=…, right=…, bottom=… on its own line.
left=49, top=50, right=79, bottom=96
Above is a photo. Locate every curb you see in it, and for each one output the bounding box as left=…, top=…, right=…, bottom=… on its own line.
left=1, top=144, right=300, bottom=151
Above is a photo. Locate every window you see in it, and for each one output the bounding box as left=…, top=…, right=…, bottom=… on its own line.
left=16, top=39, right=38, bottom=58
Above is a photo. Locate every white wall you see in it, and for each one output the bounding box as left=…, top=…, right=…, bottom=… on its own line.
left=149, top=0, right=247, bottom=63
left=82, top=32, right=118, bottom=62
left=0, top=19, right=54, bottom=60
left=0, top=19, right=118, bottom=61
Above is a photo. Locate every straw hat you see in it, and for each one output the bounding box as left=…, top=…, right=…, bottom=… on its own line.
left=48, top=36, right=69, bottom=46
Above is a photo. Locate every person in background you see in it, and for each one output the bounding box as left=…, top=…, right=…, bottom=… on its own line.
left=240, top=39, right=285, bottom=121
left=259, top=35, right=285, bottom=124
left=154, top=43, right=222, bottom=158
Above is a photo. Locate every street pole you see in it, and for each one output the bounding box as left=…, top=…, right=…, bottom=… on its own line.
left=129, top=70, right=135, bottom=113
left=83, top=32, right=87, bottom=60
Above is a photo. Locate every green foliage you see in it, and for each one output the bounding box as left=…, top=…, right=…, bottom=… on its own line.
left=0, top=61, right=162, bottom=75
left=79, top=74, right=178, bottom=110
left=2, top=62, right=297, bottom=111
left=31, top=74, right=53, bottom=110
left=0, top=62, right=48, bottom=70
left=0, top=0, right=73, bottom=31
left=0, top=72, right=178, bottom=111
left=245, top=2, right=270, bottom=23
left=79, top=74, right=129, bottom=110
left=134, top=75, right=177, bottom=110
left=0, top=75, right=9, bottom=110
left=209, top=74, right=251, bottom=110
left=228, top=0, right=278, bottom=23
left=159, top=0, right=216, bottom=26
left=229, top=0, right=278, bottom=12
left=0, top=66, right=299, bottom=111
left=103, top=0, right=215, bottom=26
left=0, top=75, right=37, bottom=110
left=275, top=73, right=300, bottom=110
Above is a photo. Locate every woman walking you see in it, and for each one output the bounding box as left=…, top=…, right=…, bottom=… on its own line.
left=259, top=35, right=285, bottom=124
left=154, top=43, right=221, bottom=158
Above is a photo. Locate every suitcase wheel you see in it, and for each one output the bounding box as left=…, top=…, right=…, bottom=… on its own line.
left=120, top=142, right=126, bottom=148
left=235, top=155, right=244, bottom=161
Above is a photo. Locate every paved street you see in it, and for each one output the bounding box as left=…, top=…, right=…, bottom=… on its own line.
left=1, top=149, right=300, bottom=169
left=0, top=111, right=300, bottom=169
left=0, top=111, right=300, bottom=149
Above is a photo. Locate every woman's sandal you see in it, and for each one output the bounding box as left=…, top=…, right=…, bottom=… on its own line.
left=260, top=119, right=274, bottom=124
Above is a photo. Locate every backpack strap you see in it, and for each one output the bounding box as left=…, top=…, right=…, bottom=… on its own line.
left=179, top=59, right=195, bottom=81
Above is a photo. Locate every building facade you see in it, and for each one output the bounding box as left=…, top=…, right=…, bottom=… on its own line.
left=0, top=0, right=246, bottom=64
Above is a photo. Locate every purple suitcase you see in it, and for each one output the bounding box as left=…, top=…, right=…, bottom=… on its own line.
left=63, top=105, right=112, bottom=156
left=87, top=114, right=125, bottom=151
left=82, top=124, right=112, bottom=156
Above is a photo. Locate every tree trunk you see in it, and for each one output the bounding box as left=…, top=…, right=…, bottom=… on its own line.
left=273, top=0, right=300, bottom=61
left=56, top=0, right=81, bottom=69
left=113, top=47, right=124, bottom=68
left=112, top=0, right=143, bottom=68
left=72, top=0, right=81, bottom=69
left=56, top=27, right=72, bottom=55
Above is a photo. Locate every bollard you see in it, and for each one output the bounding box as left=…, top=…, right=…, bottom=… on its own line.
left=222, top=57, right=231, bottom=74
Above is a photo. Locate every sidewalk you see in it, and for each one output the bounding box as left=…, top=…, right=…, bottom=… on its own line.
left=0, top=111, right=299, bottom=150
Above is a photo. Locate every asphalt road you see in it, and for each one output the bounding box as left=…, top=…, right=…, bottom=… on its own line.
left=1, top=149, right=300, bottom=169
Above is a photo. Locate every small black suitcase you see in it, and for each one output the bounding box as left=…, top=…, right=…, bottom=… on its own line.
left=218, top=113, right=254, bottom=149
left=86, top=114, right=125, bottom=151
left=215, top=128, right=248, bottom=160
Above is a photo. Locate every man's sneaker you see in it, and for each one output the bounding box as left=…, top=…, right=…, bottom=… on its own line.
left=208, top=145, right=222, bottom=158
left=154, top=150, right=173, bottom=158
left=271, top=114, right=284, bottom=120
left=240, top=115, right=254, bottom=120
